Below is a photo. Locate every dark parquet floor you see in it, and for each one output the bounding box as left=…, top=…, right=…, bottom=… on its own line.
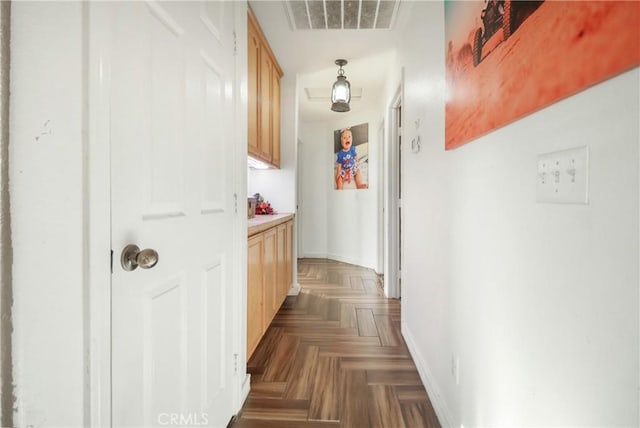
left=233, top=258, right=440, bottom=428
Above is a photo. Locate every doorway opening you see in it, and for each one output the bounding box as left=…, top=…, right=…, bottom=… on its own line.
left=384, top=84, right=403, bottom=299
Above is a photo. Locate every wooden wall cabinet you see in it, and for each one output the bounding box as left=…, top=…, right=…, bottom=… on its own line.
left=247, top=9, right=283, bottom=169
left=247, top=219, right=294, bottom=359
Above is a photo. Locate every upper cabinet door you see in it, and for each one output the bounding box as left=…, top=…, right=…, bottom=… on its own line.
left=271, top=69, right=281, bottom=168
left=247, top=9, right=282, bottom=169
left=247, top=19, right=260, bottom=158
left=259, top=52, right=273, bottom=163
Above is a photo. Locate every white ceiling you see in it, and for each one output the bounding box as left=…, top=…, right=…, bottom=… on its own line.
left=249, top=1, right=414, bottom=122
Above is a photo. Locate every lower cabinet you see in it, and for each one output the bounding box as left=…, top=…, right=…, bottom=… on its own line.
left=285, top=220, right=294, bottom=296
left=247, top=219, right=293, bottom=360
left=247, top=234, right=263, bottom=357
left=262, top=228, right=278, bottom=328
left=276, top=223, right=287, bottom=305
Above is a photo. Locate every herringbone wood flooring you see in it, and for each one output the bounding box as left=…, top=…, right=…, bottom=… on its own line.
left=233, top=259, right=440, bottom=428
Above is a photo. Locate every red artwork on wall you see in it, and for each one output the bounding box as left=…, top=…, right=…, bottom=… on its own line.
left=445, top=0, right=640, bottom=150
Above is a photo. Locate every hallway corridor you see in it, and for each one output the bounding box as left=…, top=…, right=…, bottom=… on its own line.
left=234, top=259, right=440, bottom=427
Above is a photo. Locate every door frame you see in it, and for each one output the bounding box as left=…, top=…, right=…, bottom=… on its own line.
left=231, top=3, right=252, bottom=411
left=383, top=81, right=403, bottom=299
left=86, top=3, right=114, bottom=425
left=377, top=122, right=385, bottom=276
left=296, top=139, right=303, bottom=259
left=85, top=2, right=248, bottom=425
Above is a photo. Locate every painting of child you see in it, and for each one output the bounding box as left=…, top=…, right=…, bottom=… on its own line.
left=334, top=123, right=369, bottom=190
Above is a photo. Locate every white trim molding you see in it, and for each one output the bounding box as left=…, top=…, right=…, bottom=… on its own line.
left=401, top=322, right=454, bottom=428
left=86, top=2, right=113, bottom=426
left=300, top=252, right=329, bottom=260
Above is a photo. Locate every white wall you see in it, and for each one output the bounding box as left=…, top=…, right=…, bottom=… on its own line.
left=298, top=121, right=329, bottom=258
left=10, top=2, right=86, bottom=426
left=298, top=107, right=382, bottom=271
left=327, top=110, right=381, bottom=270
left=397, top=1, right=639, bottom=426
left=0, top=2, right=10, bottom=424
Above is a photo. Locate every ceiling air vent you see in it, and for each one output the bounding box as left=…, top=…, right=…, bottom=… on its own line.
left=284, top=0, right=400, bottom=30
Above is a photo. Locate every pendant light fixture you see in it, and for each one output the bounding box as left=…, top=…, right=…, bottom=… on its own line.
left=331, top=59, right=351, bottom=112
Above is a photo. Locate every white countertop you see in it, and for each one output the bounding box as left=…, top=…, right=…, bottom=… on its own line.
left=247, top=213, right=294, bottom=236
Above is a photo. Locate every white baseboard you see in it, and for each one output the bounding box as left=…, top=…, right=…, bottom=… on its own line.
left=300, top=253, right=376, bottom=271
left=241, top=373, right=251, bottom=404
left=287, top=283, right=300, bottom=296
left=300, top=252, right=328, bottom=259
left=326, top=252, right=359, bottom=266
left=326, top=253, right=376, bottom=271
left=401, top=322, right=455, bottom=428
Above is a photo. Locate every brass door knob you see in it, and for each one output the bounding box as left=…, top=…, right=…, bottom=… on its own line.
left=121, top=244, right=159, bottom=271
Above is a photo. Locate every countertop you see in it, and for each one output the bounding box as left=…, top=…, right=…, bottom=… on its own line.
left=248, top=213, right=294, bottom=237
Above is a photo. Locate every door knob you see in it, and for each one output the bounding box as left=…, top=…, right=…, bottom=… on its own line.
left=121, top=244, right=159, bottom=271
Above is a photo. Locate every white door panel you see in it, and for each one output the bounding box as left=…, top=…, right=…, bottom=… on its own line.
left=110, top=2, right=236, bottom=426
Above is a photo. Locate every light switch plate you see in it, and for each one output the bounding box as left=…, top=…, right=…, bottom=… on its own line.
left=537, top=146, right=589, bottom=204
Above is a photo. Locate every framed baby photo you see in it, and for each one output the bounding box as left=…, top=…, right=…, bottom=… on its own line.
left=333, top=123, right=369, bottom=190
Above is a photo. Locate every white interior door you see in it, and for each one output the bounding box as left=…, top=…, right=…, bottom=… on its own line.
left=110, top=2, right=236, bottom=426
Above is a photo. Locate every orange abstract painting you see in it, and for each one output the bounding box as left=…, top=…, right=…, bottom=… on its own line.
left=445, top=0, right=640, bottom=150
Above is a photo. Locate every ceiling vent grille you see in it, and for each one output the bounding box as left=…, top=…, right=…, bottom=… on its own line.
left=284, top=0, right=400, bottom=30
